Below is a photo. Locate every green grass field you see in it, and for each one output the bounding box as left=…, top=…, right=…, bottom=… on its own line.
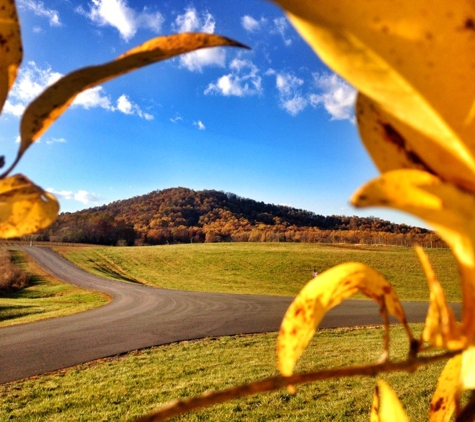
left=0, top=249, right=110, bottom=327
left=0, top=243, right=463, bottom=420
left=0, top=324, right=450, bottom=421
left=56, top=243, right=461, bottom=302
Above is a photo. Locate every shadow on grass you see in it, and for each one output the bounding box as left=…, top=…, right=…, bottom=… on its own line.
left=7, top=276, right=50, bottom=298
left=0, top=304, right=42, bottom=322
left=90, top=262, right=143, bottom=284
left=1, top=275, right=69, bottom=300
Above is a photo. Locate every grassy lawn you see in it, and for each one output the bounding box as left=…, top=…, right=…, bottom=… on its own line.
left=56, top=243, right=461, bottom=302
left=0, top=244, right=462, bottom=420
left=0, top=249, right=110, bottom=327
left=0, top=324, right=450, bottom=421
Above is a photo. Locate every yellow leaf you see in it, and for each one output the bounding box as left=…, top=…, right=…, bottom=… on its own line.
left=370, top=386, right=380, bottom=422
left=277, top=262, right=410, bottom=376
left=0, top=174, right=59, bottom=238
left=271, top=0, right=475, bottom=190
left=414, top=246, right=464, bottom=350
left=352, top=169, right=475, bottom=342
left=0, top=0, right=22, bottom=114
left=429, top=355, right=462, bottom=422
left=356, top=94, right=475, bottom=193
left=371, top=380, right=409, bottom=422
left=461, top=347, right=475, bottom=390
left=19, top=33, right=246, bottom=157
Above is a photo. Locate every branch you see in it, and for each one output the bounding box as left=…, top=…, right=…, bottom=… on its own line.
left=134, top=350, right=461, bottom=422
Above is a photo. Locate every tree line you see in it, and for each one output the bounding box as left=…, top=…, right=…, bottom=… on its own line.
left=32, top=187, right=444, bottom=247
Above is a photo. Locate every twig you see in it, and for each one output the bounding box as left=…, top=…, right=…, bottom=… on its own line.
left=378, top=298, right=390, bottom=363
left=133, top=350, right=461, bottom=422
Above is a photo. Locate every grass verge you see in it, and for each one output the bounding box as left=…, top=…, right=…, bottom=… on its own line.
left=0, top=249, right=110, bottom=327
left=56, top=243, right=460, bottom=301
left=0, top=324, right=448, bottom=421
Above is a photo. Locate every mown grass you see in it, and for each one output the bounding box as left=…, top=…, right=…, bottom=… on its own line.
left=0, top=244, right=461, bottom=420
left=57, top=243, right=461, bottom=302
left=0, top=324, right=450, bottom=421
left=0, top=249, right=110, bottom=327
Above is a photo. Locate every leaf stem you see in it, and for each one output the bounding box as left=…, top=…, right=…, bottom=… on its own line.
left=0, top=153, right=21, bottom=179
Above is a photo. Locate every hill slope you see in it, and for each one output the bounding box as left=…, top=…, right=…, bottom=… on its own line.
left=38, top=187, right=434, bottom=246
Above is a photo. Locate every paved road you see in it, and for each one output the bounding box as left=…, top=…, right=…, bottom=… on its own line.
left=0, top=247, right=461, bottom=384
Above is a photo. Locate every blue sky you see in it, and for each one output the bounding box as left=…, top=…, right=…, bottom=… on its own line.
left=1, top=0, right=426, bottom=227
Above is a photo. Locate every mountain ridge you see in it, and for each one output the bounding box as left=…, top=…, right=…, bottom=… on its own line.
left=37, top=187, right=437, bottom=246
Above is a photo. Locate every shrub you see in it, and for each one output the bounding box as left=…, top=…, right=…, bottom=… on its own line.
left=0, top=249, right=30, bottom=294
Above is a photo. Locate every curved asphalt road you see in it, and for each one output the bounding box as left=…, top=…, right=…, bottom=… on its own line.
left=0, top=247, right=461, bottom=384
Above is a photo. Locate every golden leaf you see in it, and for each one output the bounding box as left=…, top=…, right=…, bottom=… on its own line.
left=415, top=246, right=464, bottom=350
left=460, top=347, right=475, bottom=390
left=0, top=174, right=59, bottom=238
left=0, top=0, right=22, bottom=114
left=271, top=0, right=475, bottom=191
left=277, top=262, right=410, bottom=376
left=429, top=355, right=462, bottom=422
left=356, top=94, right=475, bottom=193
left=352, top=169, right=475, bottom=341
left=19, top=33, right=246, bottom=157
left=371, top=380, right=409, bottom=422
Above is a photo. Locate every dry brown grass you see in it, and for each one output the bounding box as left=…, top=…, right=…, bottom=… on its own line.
left=0, top=248, right=30, bottom=294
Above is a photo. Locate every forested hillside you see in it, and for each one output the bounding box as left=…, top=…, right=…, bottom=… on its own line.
left=34, top=187, right=441, bottom=247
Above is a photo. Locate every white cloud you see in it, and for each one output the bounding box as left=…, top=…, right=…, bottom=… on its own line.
left=241, top=16, right=290, bottom=45
left=4, top=61, right=62, bottom=117
left=3, top=102, right=26, bottom=117
left=17, top=0, right=61, bottom=26
left=116, top=94, right=133, bottom=114
left=10, top=61, right=62, bottom=103
left=45, top=137, right=66, bottom=145
left=169, top=115, right=183, bottom=123
left=174, top=7, right=215, bottom=33
left=173, top=7, right=226, bottom=72
left=179, top=48, right=226, bottom=72
left=241, top=15, right=260, bottom=32
left=73, top=86, right=113, bottom=110
left=73, top=90, right=153, bottom=119
left=193, top=120, right=206, bottom=130
left=47, top=189, right=74, bottom=200
left=267, top=70, right=355, bottom=120
left=275, top=72, right=304, bottom=96
left=135, top=7, right=164, bottom=32
left=281, top=96, right=308, bottom=116
left=47, top=188, right=102, bottom=205
left=271, top=71, right=308, bottom=115
left=3, top=62, right=153, bottom=120
left=205, top=59, right=262, bottom=97
left=115, top=94, right=153, bottom=120
left=309, top=73, right=356, bottom=122
left=75, top=190, right=102, bottom=204
left=77, top=0, right=163, bottom=42
left=272, top=17, right=292, bottom=46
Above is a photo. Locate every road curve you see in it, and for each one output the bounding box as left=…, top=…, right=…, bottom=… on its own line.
left=0, top=247, right=461, bottom=384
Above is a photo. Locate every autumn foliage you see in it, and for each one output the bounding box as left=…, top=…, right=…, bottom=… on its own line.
left=34, top=187, right=440, bottom=247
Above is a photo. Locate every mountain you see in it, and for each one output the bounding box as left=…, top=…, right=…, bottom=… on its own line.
left=37, top=187, right=436, bottom=246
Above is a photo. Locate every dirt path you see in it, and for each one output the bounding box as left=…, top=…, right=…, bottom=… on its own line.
left=0, top=247, right=459, bottom=384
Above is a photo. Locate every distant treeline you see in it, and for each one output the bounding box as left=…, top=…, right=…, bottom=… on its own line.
left=32, top=187, right=444, bottom=247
